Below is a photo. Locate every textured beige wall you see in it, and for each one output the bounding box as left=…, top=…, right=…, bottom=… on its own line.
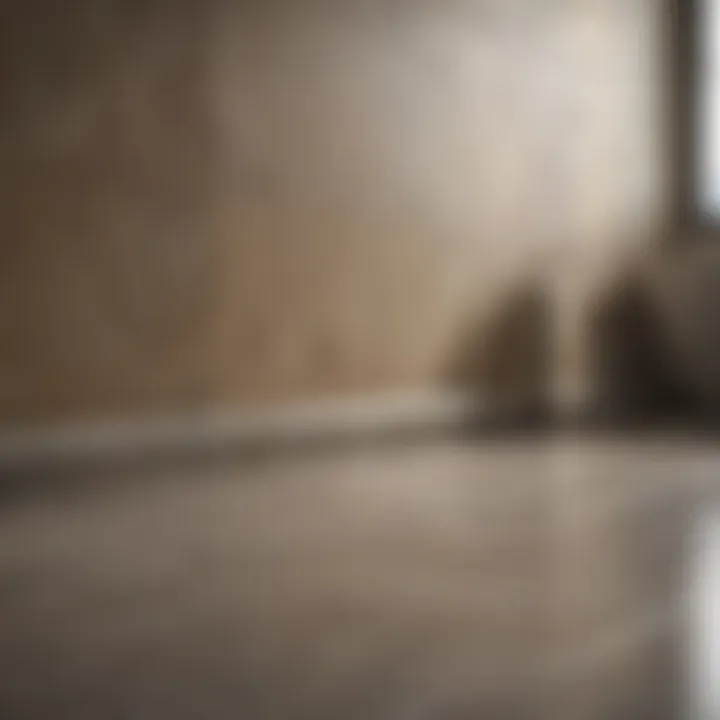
left=0, top=0, right=666, bottom=425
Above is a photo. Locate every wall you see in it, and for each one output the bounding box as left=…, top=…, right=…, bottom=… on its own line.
left=0, top=0, right=666, bottom=426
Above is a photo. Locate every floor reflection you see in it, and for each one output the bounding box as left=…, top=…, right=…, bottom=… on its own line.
left=689, top=508, right=720, bottom=720
left=0, top=436, right=717, bottom=719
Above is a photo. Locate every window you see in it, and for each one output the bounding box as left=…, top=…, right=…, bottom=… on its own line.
left=698, top=0, right=720, bottom=218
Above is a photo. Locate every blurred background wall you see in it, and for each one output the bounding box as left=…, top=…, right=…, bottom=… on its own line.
left=0, top=0, right=667, bottom=427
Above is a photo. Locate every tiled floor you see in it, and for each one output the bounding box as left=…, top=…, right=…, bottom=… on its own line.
left=0, top=435, right=716, bottom=719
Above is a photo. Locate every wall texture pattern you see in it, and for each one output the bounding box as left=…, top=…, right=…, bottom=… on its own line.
left=0, top=0, right=666, bottom=425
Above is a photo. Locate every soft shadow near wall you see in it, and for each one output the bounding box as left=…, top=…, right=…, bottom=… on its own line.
left=447, top=256, right=705, bottom=431
left=590, top=266, right=698, bottom=426
left=446, top=275, right=549, bottom=430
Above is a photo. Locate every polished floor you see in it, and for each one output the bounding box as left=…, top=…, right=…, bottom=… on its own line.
left=0, top=435, right=716, bottom=719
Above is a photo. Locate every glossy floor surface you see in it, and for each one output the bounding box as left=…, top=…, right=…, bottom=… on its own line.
left=0, top=435, right=716, bottom=719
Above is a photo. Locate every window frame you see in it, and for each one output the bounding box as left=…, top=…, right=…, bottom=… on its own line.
left=678, top=0, right=720, bottom=231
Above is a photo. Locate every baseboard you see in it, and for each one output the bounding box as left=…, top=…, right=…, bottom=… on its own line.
left=0, top=389, right=486, bottom=472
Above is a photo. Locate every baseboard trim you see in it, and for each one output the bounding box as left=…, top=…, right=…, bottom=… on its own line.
left=0, top=390, right=486, bottom=471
